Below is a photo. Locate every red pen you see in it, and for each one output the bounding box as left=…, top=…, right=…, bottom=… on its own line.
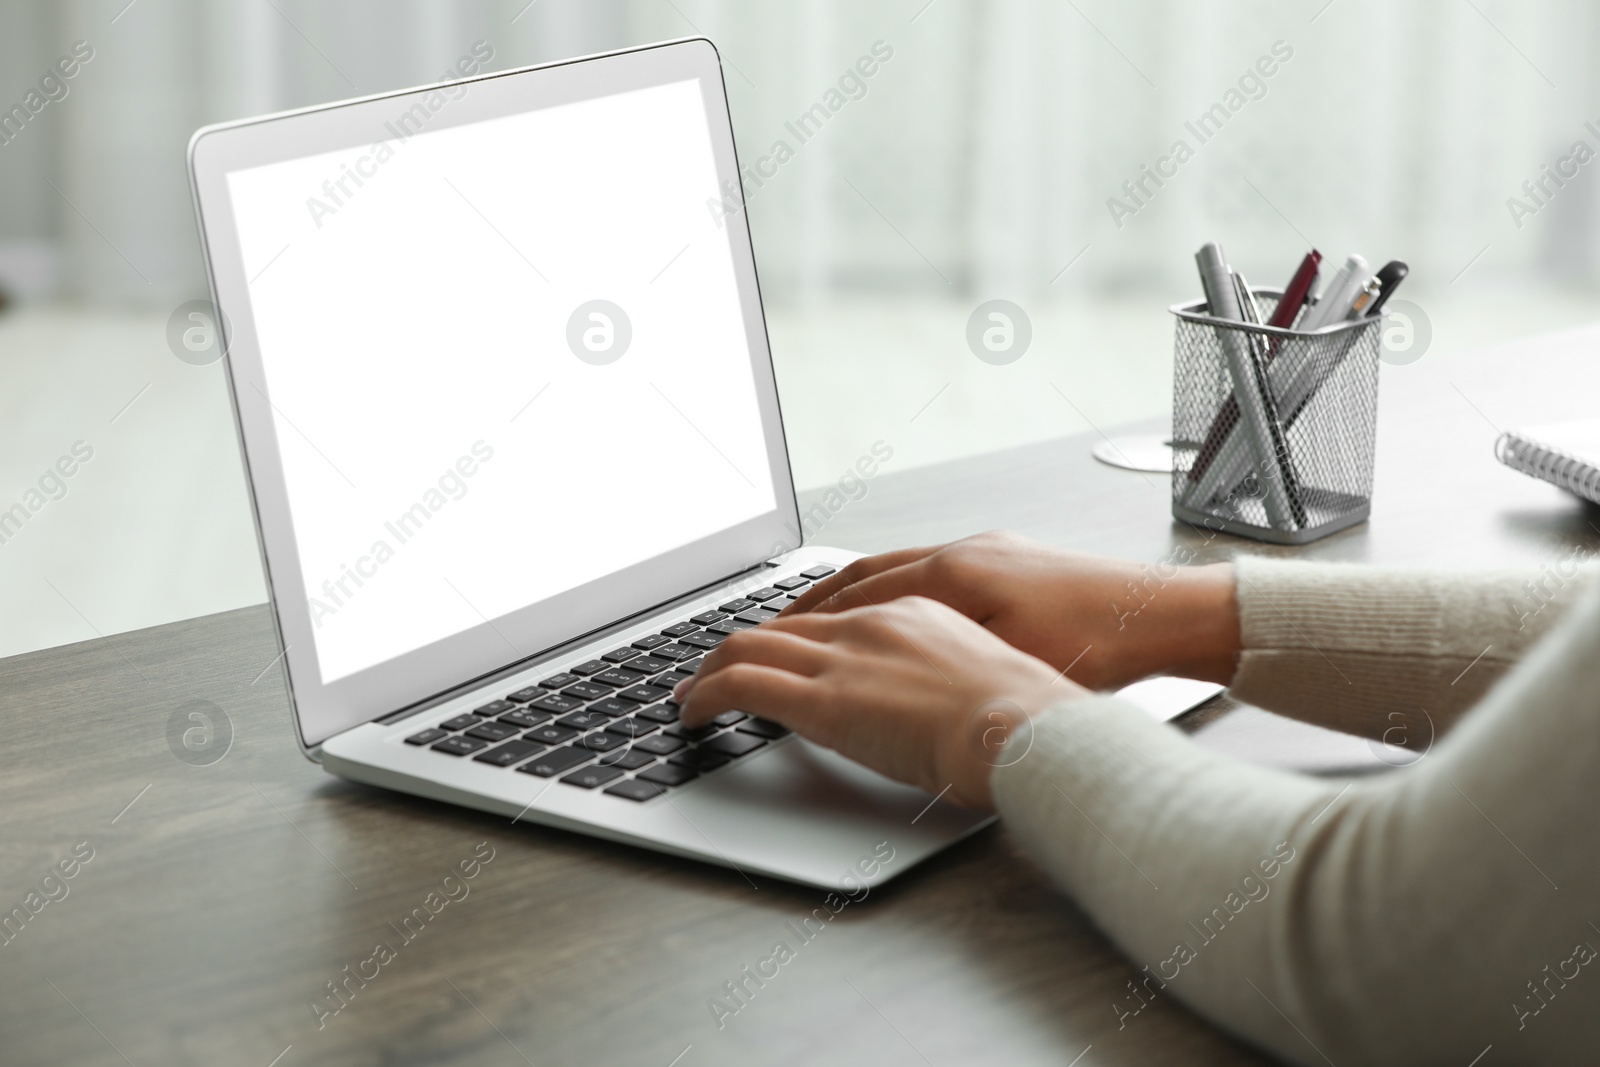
left=1268, top=250, right=1322, bottom=331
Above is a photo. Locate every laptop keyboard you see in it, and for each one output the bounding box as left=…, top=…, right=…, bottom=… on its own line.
left=402, top=565, right=838, bottom=803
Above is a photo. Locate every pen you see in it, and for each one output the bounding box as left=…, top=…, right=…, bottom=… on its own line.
left=1234, top=271, right=1266, bottom=327
left=1189, top=243, right=1300, bottom=529
left=1188, top=251, right=1320, bottom=487
left=1348, top=279, right=1382, bottom=317
left=1298, top=253, right=1370, bottom=332
left=1268, top=250, right=1322, bottom=331
left=1364, top=260, right=1409, bottom=316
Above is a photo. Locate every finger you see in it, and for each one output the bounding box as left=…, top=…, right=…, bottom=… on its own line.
left=675, top=624, right=836, bottom=709
left=693, top=628, right=832, bottom=688
left=790, top=556, right=998, bottom=638
left=678, top=662, right=818, bottom=728
left=781, top=546, right=939, bottom=615
left=676, top=615, right=848, bottom=703
left=807, top=559, right=992, bottom=624
left=765, top=602, right=937, bottom=651
left=756, top=612, right=848, bottom=639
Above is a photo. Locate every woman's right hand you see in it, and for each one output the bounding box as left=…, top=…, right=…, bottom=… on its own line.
left=783, top=531, right=1241, bottom=691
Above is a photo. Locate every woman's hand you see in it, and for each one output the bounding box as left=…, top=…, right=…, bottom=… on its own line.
left=783, top=532, right=1241, bottom=691
left=675, top=596, right=1084, bottom=812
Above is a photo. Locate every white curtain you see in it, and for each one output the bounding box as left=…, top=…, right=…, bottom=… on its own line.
left=2, top=0, right=1597, bottom=307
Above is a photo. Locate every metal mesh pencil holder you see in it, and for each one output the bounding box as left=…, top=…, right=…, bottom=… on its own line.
left=1169, top=288, right=1381, bottom=545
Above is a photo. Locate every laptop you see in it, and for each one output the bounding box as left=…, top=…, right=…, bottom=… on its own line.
left=184, top=37, right=999, bottom=889
left=188, top=37, right=1217, bottom=890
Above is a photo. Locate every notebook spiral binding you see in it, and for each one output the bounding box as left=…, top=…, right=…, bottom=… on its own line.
left=1495, top=432, right=1600, bottom=506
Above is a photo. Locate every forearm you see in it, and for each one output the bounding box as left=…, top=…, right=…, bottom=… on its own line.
left=1226, top=556, right=1596, bottom=738
left=996, top=580, right=1600, bottom=1064
left=995, top=698, right=1333, bottom=1059
left=1111, top=555, right=1595, bottom=740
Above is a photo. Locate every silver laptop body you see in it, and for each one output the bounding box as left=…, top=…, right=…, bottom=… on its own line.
left=187, top=37, right=993, bottom=889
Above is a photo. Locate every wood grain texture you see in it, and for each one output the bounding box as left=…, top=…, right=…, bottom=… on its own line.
left=3, top=327, right=1597, bottom=1066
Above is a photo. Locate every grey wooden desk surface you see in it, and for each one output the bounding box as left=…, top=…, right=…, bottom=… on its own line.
left=5, top=324, right=1600, bottom=1066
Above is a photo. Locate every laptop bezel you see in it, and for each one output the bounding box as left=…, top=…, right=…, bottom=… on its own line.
left=186, top=37, right=802, bottom=754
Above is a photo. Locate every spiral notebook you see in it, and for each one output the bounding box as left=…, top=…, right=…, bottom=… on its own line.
left=1496, top=421, right=1600, bottom=505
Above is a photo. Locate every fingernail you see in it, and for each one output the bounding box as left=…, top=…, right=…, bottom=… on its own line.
left=673, top=678, right=693, bottom=702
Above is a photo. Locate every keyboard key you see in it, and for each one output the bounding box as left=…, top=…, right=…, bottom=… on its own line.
left=557, top=711, right=611, bottom=731
left=640, top=763, right=700, bottom=786
left=505, top=688, right=542, bottom=704
left=655, top=672, right=693, bottom=691
left=704, top=732, right=767, bottom=758
left=539, top=673, right=580, bottom=689
left=576, top=731, right=627, bottom=753
left=598, top=748, right=659, bottom=771
left=746, top=587, right=782, bottom=602
left=634, top=733, right=686, bottom=755
left=718, top=598, right=757, bottom=613
left=774, top=576, right=810, bottom=591
left=570, top=659, right=608, bottom=675
left=679, top=632, right=725, bottom=650
left=631, top=633, right=671, bottom=651
left=475, top=699, right=518, bottom=716
left=465, top=721, right=520, bottom=742
left=665, top=722, right=717, bottom=741
left=651, top=643, right=699, bottom=662
left=661, top=621, right=700, bottom=637
left=669, top=748, right=729, bottom=772
left=518, top=745, right=593, bottom=777
left=587, top=698, right=636, bottom=718
left=735, top=609, right=781, bottom=625
left=440, top=714, right=479, bottom=732
left=602, top=647, right=641, bottom=663
left=618, top=684, right=670, bottom=704
left=593, top=668, right=644, bottom=688
left=563, top=681, right=611, bottom=703
left=405, top=728, right=449, bottom=745
left=529, top=693, right=583, bottom=713
left=560, top=764, right=624, bottom=789
left=711, top=710, right=747, bottom=727
left=621, top=655, right=672, bottom=674
left=783, top=594, right=803, bottom=603
left=708, top=619, right=756, bottom=635
left=801, top=565, right=836, bottom=579
left=738, top=718, right=791, bottom=739
left=606, top=717, right=659, bottom=738
left=636, top=702, right=680, bottom=724
left=677, top=657, right=704, bottom=674
left=605, top=778, right=666, bottom=801
left=499, top=708, right=552, bottom=729
left=432, top=735, right=489, bottom=756
left=689, top=611, right=724, bottom=626
left=524, top=724, right=579, bottom=745
left=473, top=739, right=544, bottom=767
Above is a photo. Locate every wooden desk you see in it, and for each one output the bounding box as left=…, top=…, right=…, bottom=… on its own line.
left=5, top=325, right=1599, bottom=1066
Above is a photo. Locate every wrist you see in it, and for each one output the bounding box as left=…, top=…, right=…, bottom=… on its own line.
left=947, top=683, right=1072, bottom=812
left=1165, top=562, right=1241, bottom=683
left=1123, top=562, right=1241, bottom=685
left=948, top=701, right=1022, bottom=812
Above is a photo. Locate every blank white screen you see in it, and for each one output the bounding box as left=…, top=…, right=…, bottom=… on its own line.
left=225, top=78, right=777, bottom=684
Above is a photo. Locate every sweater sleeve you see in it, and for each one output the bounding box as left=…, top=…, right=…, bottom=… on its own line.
left=1227, top=556, right=1595, bottom=740
left=993, top=575, right=1600, bottom=1066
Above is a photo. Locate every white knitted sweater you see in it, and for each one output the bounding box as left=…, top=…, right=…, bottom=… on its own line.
left=993, top=556, right=1599, bottom=1065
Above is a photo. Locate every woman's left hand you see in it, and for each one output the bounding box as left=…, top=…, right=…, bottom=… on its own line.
left=674, top=596, right=1087, bottom=811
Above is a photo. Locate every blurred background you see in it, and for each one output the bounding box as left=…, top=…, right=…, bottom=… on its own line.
left=3, top=0, right=1599, bottom=658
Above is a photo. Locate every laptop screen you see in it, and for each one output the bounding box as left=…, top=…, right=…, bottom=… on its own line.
left=223, top=76, right=778, bottom=685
